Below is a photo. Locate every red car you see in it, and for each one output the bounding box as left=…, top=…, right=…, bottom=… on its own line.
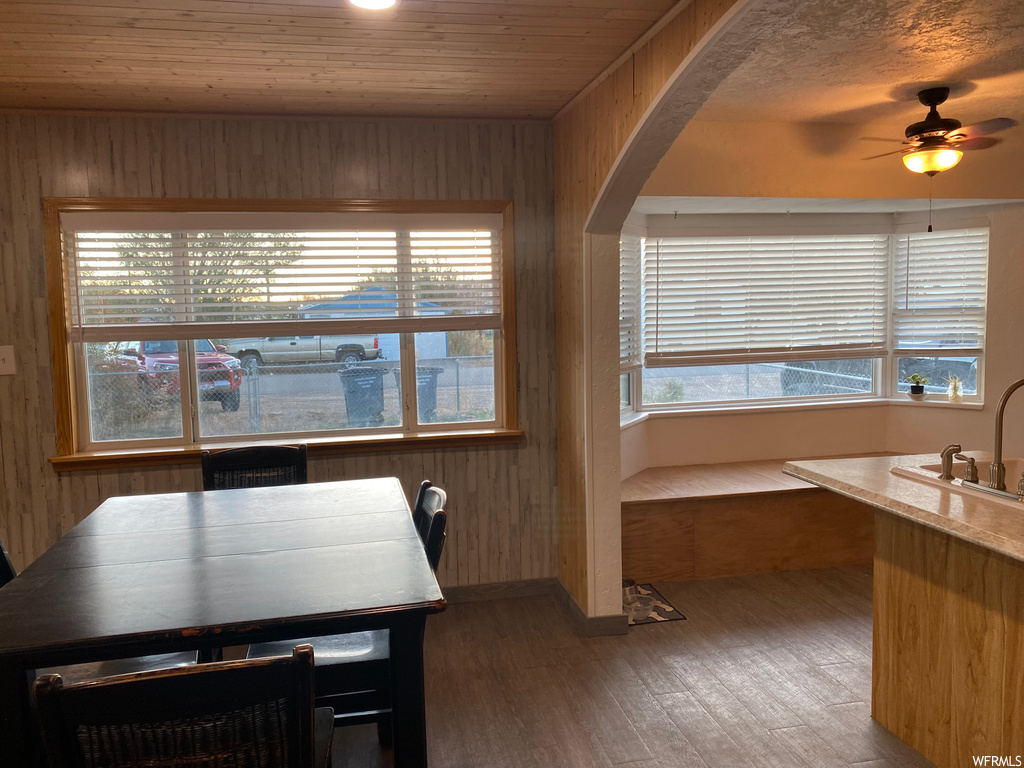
left=117, top=340, right=243, bottom=411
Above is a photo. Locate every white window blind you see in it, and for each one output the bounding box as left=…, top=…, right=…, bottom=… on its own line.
left=619, top=233, right=643, bottom=372
left=643, top=234, right=890, bottom=367
left=893, top=228, right=988, bottom=354
left=64, top=220, right=502, bottom=342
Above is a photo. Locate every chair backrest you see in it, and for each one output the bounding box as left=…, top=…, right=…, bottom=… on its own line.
left=32, top=645, right=318, bottom=768
left=411, top=479, right=433, bottom=534
left=412, top=481, right=447, bottom=572
left=201, top=444, right=308, bottom=490
left=0, top=533, right=16, bottom=587
left=424, top=507, right=447, bottom=572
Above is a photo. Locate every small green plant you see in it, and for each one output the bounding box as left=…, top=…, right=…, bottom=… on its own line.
left=946, top=375, right=963, bottom=400
left=906, top=373, right=929, bottom=386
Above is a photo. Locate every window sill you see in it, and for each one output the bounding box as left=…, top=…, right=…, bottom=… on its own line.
left=620, top=411, right=649, bottom=430
left=888, top=397, right=984, bottom=410
left=629, top=396, right=983, bottom=421
left=49, top=428, right=526, bottom=472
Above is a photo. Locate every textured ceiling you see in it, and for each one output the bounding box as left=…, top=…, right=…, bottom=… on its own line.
left=0, top=0, right=678, bottom=118
left=629, top=0, right=1024, bottom=211
left=698, top=0, right=1024, bottom=130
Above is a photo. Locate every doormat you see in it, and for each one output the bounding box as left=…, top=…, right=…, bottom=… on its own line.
left=625, top=584, right=686, bottom=626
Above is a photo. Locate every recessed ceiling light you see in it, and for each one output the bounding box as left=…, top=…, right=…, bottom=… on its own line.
left=349, top=0, right=396, bottom=9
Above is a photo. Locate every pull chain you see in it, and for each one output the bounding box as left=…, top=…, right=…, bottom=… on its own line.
left=928, top=177, right=934, bottom=233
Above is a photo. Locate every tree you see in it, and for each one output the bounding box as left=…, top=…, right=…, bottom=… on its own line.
left=76, top=231, right=304, bottom=325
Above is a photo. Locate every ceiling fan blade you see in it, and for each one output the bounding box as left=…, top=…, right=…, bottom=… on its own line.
left=950, top=117, right=1018, bottom=139
left=956, top=136, right=1002, bottom=151
left=860, top=136, right=905, bottom=143
left=862, top=148, right=907, bottom=160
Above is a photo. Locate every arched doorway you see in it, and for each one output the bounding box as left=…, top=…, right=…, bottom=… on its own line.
left=554, top=0, right=810, bottom=620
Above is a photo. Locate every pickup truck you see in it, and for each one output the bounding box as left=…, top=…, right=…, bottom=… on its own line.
left=226, top=335, right=383, bottom=372
left=112, top=339, right=243, bottom=410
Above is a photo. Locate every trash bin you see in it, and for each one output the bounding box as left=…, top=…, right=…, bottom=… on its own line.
left=389, top=366, right=444, bottom=423
left=338, top=366, right=386, bottom=427
left=416, top=366, right=444, bottom=423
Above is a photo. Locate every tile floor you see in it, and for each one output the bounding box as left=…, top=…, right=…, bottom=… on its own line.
left=332, top=566, right=936, bottom=768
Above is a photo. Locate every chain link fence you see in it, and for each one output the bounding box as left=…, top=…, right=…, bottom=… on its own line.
left=642, top=361, right=874, bottom=404
left=87, top=354, right=497, bottom=441
left=209, top=356, right=495, bottom=437
left=417, top=356, right=495, bottom=423
left=87, top=369, right=182, bottom=441
left=640, top=357, right=979, bottom=405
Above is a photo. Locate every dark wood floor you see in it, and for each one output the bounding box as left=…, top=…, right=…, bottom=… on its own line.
left=332, top=566, right=937, bottom=768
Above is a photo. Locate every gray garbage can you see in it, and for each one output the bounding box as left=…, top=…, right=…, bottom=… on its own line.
left=338, top=366, right=386, bottom=427
left=390, top=366, right=444, bottom=423
left=416, top=367, right=444, bottom=423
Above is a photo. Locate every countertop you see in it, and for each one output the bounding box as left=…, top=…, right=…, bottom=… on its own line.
left=784, top=453, right=1024, bottom=564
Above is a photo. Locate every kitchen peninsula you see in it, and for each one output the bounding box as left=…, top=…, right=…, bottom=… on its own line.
left=785, top=454, right=1024, bottom=768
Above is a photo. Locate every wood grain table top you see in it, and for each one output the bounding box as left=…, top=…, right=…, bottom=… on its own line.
left=0, top=477, right=445, bottom=661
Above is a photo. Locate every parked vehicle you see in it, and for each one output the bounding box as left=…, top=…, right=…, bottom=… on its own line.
left=225, top=335, right=383, bottom=372
left=115, top=340, right=243, bottom=411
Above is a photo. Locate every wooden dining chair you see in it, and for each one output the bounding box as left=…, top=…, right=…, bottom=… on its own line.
left=32, top=644, right=333, bottom=768
left=246, top=480, right=448, bottom=745
left=201, top=444, right=308, bottom=490
left=0, top=533, right=198, bottom=685
left=411, top=480, right=448, bottom=569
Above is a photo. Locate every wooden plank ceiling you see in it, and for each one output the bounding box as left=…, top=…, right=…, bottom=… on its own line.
left=0, top=0, right=679, bottom=119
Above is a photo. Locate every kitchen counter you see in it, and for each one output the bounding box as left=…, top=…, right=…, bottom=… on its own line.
left=783, top=452, right=1024, bottom=563
left=783, top=452, right=1024, bottom=768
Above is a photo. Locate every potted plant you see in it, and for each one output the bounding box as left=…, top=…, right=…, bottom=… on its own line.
left=906, top=373, right=928, bottom=401
left=946, top=374, right=964, bottom=403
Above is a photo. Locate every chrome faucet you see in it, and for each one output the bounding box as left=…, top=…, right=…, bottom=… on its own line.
left=990, top=377, right=1024, bottom=491
left=939, top=444, right=961, bottom=480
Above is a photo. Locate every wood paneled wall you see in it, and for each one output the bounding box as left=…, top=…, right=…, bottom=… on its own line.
left=553, top=0, right=740, bottom=609
left=0, top=115, right=558, bottom=590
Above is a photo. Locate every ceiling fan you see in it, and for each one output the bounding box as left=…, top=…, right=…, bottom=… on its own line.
left=866, top=86, right=1017, bottom=175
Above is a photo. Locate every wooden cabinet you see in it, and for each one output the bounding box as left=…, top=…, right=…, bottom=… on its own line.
left=873, top=511, right=1024, bottom=767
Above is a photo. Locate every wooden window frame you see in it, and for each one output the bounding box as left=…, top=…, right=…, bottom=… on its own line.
left=45, top=197, right=521, bottom=471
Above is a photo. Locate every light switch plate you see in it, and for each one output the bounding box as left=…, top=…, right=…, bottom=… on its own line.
left=0, top=346, right=15, bottom=375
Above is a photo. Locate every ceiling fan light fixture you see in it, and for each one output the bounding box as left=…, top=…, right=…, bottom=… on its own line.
left=348, top=0, right=396, bottom=8
left=902, top=146, right=963, bottom=176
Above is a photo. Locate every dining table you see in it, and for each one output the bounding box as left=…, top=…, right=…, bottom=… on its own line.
left=0, top=476, right=445, bottom=767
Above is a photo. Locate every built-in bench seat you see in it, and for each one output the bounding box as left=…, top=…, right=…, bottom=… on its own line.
left=621, top=458, right=876, bottom=583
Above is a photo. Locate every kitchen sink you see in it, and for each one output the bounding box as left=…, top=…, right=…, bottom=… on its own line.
left=891, top=457, right=1024, bottom=508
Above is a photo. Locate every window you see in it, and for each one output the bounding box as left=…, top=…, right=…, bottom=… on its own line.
left=892, top=229, right=987, bottom=396
left=618, top=233, right=642, bottom=413
left=47, top=200, right=517, bottom=457
left=620, top=228, right=988, bottom=408
left=618, top=233, right=643, bottom=372
left=619, top=372, right=632, bottom=409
